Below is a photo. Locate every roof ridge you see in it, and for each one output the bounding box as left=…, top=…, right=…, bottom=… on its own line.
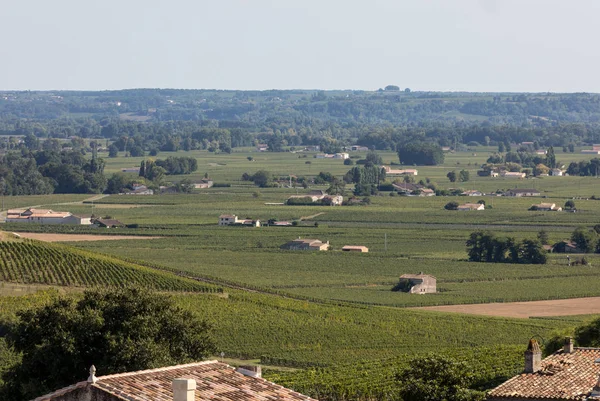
left=32, top=381, right=88, bottom=401
left=95, top=360, right=221, bottom=381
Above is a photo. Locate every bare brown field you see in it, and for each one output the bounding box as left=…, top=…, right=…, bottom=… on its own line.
left=13, top=233, right=161, bottom=242
left=414, top=297, right=600, bottom=318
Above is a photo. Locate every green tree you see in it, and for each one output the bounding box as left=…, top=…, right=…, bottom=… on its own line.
left=252, top=170, right=272, bottom=187
left=1, top=287, right=214, bottom=401
left=365, top=151, right=383, bottom=165
left=105, top=173, right=129, bottom=194
left=537, top=230, right=549, bottom=245
left=397, top=142, right=444, bottom=166
left=575, top=317, right=600, bottom=347
left=447, top=171, right=457, bottom=182
left=326, top=178, right=346, bottom=196
left=445, top=201, right=459, bottom=210
left=545, top=146, right=557, bottom=168
left=498, top=142, right=505, bottom=153
left=458, top=169, right=470, bottom=182
left=108, top=144, right=119, bottom=158
left=571, top=227, right=596, bottom=253
left=565, top=200, right=576, bottom=210
left=518, top=239, right=548, bottom=264
left=396, top=355, right=484, bottom=401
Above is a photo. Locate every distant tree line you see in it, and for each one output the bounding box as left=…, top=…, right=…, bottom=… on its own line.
left=466, top=231, right=547, bottom=264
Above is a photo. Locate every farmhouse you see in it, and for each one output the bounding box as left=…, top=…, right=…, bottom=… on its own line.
left=281, top=238, right=329, bottom=251
left=121, top=184, right=154, bottom=195
left=383, top=166, right=418, bottom=176
left=551, top=240, right=582, bottom=253
left=393, top=183, right=435, bottom=196
left=350, top=145, right=369, bottom=151
left=457, top=203, right=485, bottom=211
left=396, top=273, right=436, bottom=294
left=33, top=361, right=315, bottom=401
left=504, top=188, right=541, bottom=197
left=333, top=152, right=349, bottom=159
left=342, top=245, right=369, bottom=253
left=550, top=168, right=564, bottom=176
left=487, top=338, right=600, bottom=401
left=193, top=179, right=214, bottom=189
left=256, top=144, right=268, bottom=152
left=461, top=190, right=483, bottom=196
left=218, top=214, right=260, bottom=227
left=500, top=171, right=526, bottom=178
left=531, top=203, right=562, bottom=211
left=93, top=219, right=125, bottom=228
left=6, top=208, right=92, bottom=225
left=287, top=190, right=343, bottom=206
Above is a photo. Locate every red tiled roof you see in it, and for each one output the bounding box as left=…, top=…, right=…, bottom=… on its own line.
left=35, top=361, right=316, bottom=401
left=487, top=348, right=600, bottom=400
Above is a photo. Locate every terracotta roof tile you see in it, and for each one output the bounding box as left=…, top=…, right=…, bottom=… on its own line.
left=36, top=361, right=316, bottom=401
left=487, top=348, right=600, bottom=400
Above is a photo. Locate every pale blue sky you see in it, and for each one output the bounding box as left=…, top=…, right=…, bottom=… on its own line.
left=1, top=0, right=599, bottom=92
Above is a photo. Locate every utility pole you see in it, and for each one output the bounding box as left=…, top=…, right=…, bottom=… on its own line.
left=384, top=233, right=387, bottom=252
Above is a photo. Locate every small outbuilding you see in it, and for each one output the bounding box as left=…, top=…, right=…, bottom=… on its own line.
left=342, top=245, right=369, bottom=253
left=93, top=219, right=125, bottom=228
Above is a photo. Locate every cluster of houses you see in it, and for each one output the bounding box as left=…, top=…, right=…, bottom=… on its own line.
left=280, top=238, right=369, bottom=252
left=287, top=190, right=343, bottom=206
left=5, top=208, right=124, bottom=227
left=480, top=169, right=564, bottom=178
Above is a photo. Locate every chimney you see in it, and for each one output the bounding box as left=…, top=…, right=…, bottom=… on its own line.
left=564, top=337, right=574, bottom=354
left=236, top=365, right=262, bottom=378
left=524, top=339, right=542, bottom=373
left=173, top=378, right=196, bottom=401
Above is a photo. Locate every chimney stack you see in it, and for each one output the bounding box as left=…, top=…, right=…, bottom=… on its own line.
left=564, top=337, right=574, bottom=354
left=173, top=378, right=196, bottom=401
left=524, top=339, right=542, bottom=373
left=236, top=365, right=262, bottom=378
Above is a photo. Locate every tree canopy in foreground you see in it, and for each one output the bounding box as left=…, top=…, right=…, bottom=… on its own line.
left=1, top=287, right=215, bottom=401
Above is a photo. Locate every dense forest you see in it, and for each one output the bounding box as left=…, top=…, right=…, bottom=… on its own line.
left=1, top=90, right=600, bottom=154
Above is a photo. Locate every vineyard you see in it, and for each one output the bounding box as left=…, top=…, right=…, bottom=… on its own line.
left=0, top=240, right=221, bottom=293
left=265, top=345, right=526, bottom=400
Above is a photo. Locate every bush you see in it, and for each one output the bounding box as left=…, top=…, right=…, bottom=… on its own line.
left=445, top=202, right=459, bottom=210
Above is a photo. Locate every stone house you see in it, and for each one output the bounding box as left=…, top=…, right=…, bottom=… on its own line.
left=281, top=238, right=329, bottom=251
left=33, top=361, right=316, bottom=401
left=397, top=273, right=436, bottom=294
left=530, top=203, right=562, bottom=211
left=487, top=338, right=600, bottom=401
left=457, top=203, right=485, bottom=211
left=6, top=208, right=92, bottom=225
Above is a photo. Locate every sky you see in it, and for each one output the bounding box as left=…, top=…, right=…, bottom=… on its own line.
left=1, top=0, right=599, bottom=92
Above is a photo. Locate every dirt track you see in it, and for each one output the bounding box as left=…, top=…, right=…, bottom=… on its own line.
left=14, top=233, right=160, bottom=242
left=414, top=297, right=600, bottom=318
